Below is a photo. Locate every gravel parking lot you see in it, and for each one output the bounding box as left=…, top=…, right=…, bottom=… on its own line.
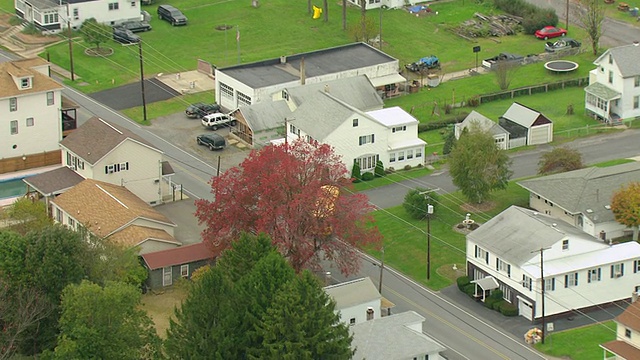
left=147, top=111, right=251, bottom=173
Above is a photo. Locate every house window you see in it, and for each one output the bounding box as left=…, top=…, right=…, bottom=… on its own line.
left=634, top=260, right=640, bottom=273
left=522, top=275, right=532, bottom=291
left=130, top=1, right=135, bottom=5
left=282, top=90, right=289, bottom=100
left=353, top=119, right=358, bottom=127
left=407, top=150, right=413, bottom=159
left=389, top=152, right=395, bottom=162
left=10, top=120, right=18, bottom=135
left=587, top=268, right=601, bottom=283
left=73, top=8, right=79, bottom=18
left=416, top=147, right=422, bottom=158
left=356, top=154, right=379, bottom=171
left=55, top=208, right=62, bottom=222
left=237, top=91, right=251, bottom=107
left=43, top=12, right=58, bottom=24
left=609, top=54, right=613, bottom=64
left=635, top=76, right=640, bottom=87
left=108, top=2, right=119, bottom=10
left=397, top=151, right=405, bottom=161
left=496, top=258, right=510, bottom=274
left=392, top=126, right=406, bottom=133
left=46, top=91, right=54, bottom=106
left=565, top=272, right=578, bottom=287
left=9, top=97, right=17, bottom=112
left=349, top=318, right=356, bottom=325
left=163, top=267, right=172, bottom=286
left=21, top=78, right=30, bottom=89
left=499, top=283, right=512, bottom=302
left=474, top=245, right=489, bottom=264
left=543, top=278, right=555, bottom=291
left=180, top=264, right=189, bottom=278
left=26, top=117, right=34, bottom=127
left=611, top=263, right=624, bottom=278
left=67, top=153, right=85, bottom=170
left=358, top=134, right=375, bottom=146
left=625, top=328, right=632, bottom=338
left=219, top=82, right=233, bottom=99
left=105, top=162, right=129, bottom=174
left=608, top=71, right=613, bottom=84
left=289, top=124, right=299, bottom=136
left=634, top=96, right=639, bottom=110
left=562, top=239, right=569, bottom=250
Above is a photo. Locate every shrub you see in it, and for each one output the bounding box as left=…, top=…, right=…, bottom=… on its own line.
left=500, top=303, right=518, bottom=316
left=467, top=96, right=480, bottom=107
left=351, top=162, right=361, bottom=183
left=417, top=112, right=468, bottom=132
left=484, top=296, right=498, bottom=309
left=492, top=300, right=505, bottom=311
left=463, top=283, right=476, bottom=297
left=457, top=276, right=470, bottom=291
left=489, top=289, right=503, bottom=300
left=493, top=0, right=558, bottom=34
left=361, top=172, right=375, bottom=181
left=385, top=167, right=395, bottom=174
left=403, top=165, right=412, bottom=171
left=374, top=160, right=385, bottom=177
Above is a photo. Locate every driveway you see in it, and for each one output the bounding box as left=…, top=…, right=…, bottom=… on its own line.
left=89, top=78, right=180, bottom=110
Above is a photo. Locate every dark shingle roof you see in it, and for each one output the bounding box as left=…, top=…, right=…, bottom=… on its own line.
left=141, top=242, right=213, bottom=270
left=60, top=117, right=159, bottom=165
left=23, top=166, right=84, bottom=196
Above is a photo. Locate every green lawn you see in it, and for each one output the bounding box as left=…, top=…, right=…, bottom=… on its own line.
left=535, top=321, right=616, bottom=360
left=121, top=91, right=214, bottom=125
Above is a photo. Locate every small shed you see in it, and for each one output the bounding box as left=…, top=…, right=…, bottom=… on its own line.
left=454, top=111, right=510, bottom=150
left=141, top=242, right=214, bottom=289
left=499, top=102, right=553, bottom=148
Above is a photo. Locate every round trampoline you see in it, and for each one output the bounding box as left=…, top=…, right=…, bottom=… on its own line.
left=544, top=60, right=579, bottom=73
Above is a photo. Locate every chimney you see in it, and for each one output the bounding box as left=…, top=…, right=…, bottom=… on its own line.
left=300, top=57, right=305, bottom=85
left=324, top=84, right=330, bottom=93
left=366, top=307, right=374, bottom=321
left=280, top=55, right=287, bottom=64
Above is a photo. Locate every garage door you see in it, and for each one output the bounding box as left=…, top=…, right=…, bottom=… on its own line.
left=517, top=296, right=533, bottom=321
left=529, top=124, right=550, bottom=145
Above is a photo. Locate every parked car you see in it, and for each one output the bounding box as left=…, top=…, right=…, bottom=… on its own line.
left=196, top=133, right=226, bottom=150
left=117, top=20, right=152, bottom=33
left=202, top=112, right=237, bottom=130
left=113, top=27, right=140, bottom=44
left=405, top=55, right=440, bottom=72
left=185, top=103, right=221, bottom=118
left=534, top=26, right=567, bottom=40
left=545, top=38, right=581, bottom=52
left=157, top=5, right=188, bottom=26
left=481, top=52, right=523, bottom=70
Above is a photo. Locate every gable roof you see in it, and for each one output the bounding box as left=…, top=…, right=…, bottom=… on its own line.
left=108, top=225, right=180, bottom=249
left=468, top=206, right=598, bottom=266
left=517, top=162, right=640, bottom=223
left=0, top=58, right=62, bottom=98
left=141, top=242, right=214, bottom=270
left=23, top=166, right=85, bottom=196
left=292, top=91, right=369, bottom=140
left=238, top=100, right=291, bottom=133
left=367, top=106, right=419, bottom=127
left=617, top=300, right=640, bottom=331
left=218, top=42, right=397, bottom=89
left=500, top=102, right=552, bottom=128
left=601, top=300, right=640, bottom=359
left=324, top=277, right=380, bottom=310
left=351, top=311, right=446, bottom=359
left=60, top=117, right=160, bottom=165
left=51, top=179, right=175, bottom=238
left=595, top=43, right=640, bottom=78
left=286, top=75, right=383, bottom=111
left=456, top=110, right=509, bottom=137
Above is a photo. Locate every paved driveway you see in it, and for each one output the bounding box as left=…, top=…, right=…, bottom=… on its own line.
left=89, top=78, right=180, bottom=110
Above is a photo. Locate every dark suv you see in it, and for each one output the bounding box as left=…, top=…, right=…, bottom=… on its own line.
left=157, top=5, right=188, bottom=26
left=117, top=20, right=152, bottom=33
left=185, top=103, right=221, bottom=118
left=113, top=27, right=140, bottom=44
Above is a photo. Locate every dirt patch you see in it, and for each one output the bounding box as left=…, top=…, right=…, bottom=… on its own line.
left=214, top=24, right=233, bottom=31
left=140, top=286, right=188, bottom=338
left=14, top=32, right=59, bottom=45
left=437, top=263, right=466, bottom=281
left=461, top=201, right=496, bottom=213
left=84, top=47, right=114, bottom=57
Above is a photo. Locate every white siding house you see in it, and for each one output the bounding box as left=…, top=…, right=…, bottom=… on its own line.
left=601, top=300, right=640, bottom=359
left=467, top=206, right=640, bottom=321
left=454, top=110, right=510, bottom=150
left=498, top=102, right=553, bottom=148
left=346, top=0, right=424, bottom=10
left=0, top=58, right=63, bottom=173
left=324, top=277, right=382, bottom=325
left=585, top=43, right=640, bottom=124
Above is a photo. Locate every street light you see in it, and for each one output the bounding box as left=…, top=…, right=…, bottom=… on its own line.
left=426, top=204, right=433, bottom=280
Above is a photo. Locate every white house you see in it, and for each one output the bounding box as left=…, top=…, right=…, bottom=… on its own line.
left=351, top=311, right=447, bottom=360
left=15, top=0, right=142, bottom=33
left=454, top=110, right=510, bottom=150
left=346, top=0, right=426, bottom=10
left=601, top=299, right=640, bottom=359
left=517, top=162, right=640, bottom=241
left=0, top=58, right=63, bottom=174
left=498, top=102, right=553, bottom=148
left=467, top=205, right=640, bottom=321
left=51, top=178, right=179, bottom=254
left=214, top=42, right=405, bottom=110
left=585, top=42, right=640, bottom=124
left=324, top=277, right=382, bottom=325
left=55, top=117, right=173, bottom=204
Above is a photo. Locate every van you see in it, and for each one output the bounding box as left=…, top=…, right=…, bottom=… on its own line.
left=201, top=112, right=237, bottom=130
left=157, top=5, right=187, bottom=26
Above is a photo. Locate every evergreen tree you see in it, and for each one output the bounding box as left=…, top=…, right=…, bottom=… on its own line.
left=215, top=232, right=276, bottom=283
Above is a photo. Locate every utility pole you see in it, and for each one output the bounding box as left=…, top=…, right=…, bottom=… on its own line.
left=66, top=3, right=75, bottom=81
left=426, top=204, right=433, bottom=280
left=378, top=5, right=383, bottom=50
left=566, top=0, right=570, bottom=30
left=378, top=246, right=384, bottom=294
left=532, top=246, right=551, bottom=344
left=138, top=41, right=147, bottom=123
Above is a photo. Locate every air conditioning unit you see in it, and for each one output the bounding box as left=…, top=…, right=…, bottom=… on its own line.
left=615, top=272, right=623, bottom=278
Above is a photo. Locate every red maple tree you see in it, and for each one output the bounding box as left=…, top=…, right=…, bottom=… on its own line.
left=195, top=140, right=381, bottom=275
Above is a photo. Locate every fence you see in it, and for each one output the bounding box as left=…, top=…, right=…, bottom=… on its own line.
left=478, top=77, right=589, bottom=104
left=0, top=150, right=61, bottom=174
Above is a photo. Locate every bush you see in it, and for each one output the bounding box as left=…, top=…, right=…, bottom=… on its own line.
left=463, top=283, right=476, bottom=297
left=457, top=276, right=470, bottom=291
left=492, top=299, right=505, bottom=311
left=351, top=162, right=361, bottom=183
left=418, top=112, right=468, bottom=132
left=500, top=303, right=518, bottom=316
left=489, top=289, right=503, bottom=300
left=374, top=160, right=385, bottom=177
left=467, top=96, right=480, bottom=107
left=493, top=0, right=558, bottom=34
left=403, top=165, right=412, bottom=171
left=385, top=167, right=395, bottom=174
left=484, top=296, right=498, bottom=309
left=361, top=172, right=375, bottom=181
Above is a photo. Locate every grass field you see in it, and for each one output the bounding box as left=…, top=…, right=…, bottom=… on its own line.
left=535, top=321, right=616, bottom=360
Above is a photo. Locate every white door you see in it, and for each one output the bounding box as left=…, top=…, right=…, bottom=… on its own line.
left=518, top=297, right=533, bottom=321
left=162, top=266, right=172, bottom=286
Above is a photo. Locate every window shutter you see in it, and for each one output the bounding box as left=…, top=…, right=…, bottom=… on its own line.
left=621, top=263, right=625, bottom=276
left=598, top=268, right=601, bottom=281
left=496, top=258, right=499, bottom=271
left=564, top=275, right=568, bottom=288
left=105, top=166, right=108, bottom=174
left=635, top=260, right=638, bottom=273
left=575, top=273, right=578, bottom=286
left=125, top=162, right=129, bottom=170
left=507, top=264, right=511, bottom=278
left=588, top=272, right=591, bottom=283
left=371, top=134, right=375, bottom=143
left=611, top=265, right=614, bottom=278
left=485, top=252, right=489, bottom=265
left=551, top=278, right=555, bottom=291
left=475, top=245, right=478, bottom=258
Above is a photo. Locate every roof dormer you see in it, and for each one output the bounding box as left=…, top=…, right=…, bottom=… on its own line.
left=7, top=63, right=34, bottom=90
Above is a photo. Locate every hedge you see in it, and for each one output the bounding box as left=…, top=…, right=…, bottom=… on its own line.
left=418, top=112, right=468, bottom=132
left=500, top=303, right=519, bottom=316
left=457, top=276, right=470, bottom=291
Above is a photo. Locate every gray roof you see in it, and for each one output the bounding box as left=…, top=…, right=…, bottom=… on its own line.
left=598, top=43, right=640, bottom=78
left=518, top=162, right=640, bottom=223
left=501, top=102, right=551, bottom=128
left=584, top=82, right=621, bottom=101
left=286, top=75, right=383, bottom=111
left=218, top=42, right=396, bottom=88
left=291, top=91, right=364, bottom=140
left=23, top=166, right=84, bottom=196
left=456, top=110, right=509, bottom=137
left=351, top=311, right=446, bottom=360
left=60, top=117, right=159, bottom=165
left=324, top=277, right=380, bottom=310
left=468, top=206, right=598, bottom=266
left=238, top=100, right=291, bottom=132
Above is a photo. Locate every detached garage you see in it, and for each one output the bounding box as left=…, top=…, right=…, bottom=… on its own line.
left=498, top=102, right=553, bottom=149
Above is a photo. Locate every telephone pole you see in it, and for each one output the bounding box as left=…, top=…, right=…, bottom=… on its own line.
left=66, top=3, right=75, bottom=81
left=418, top=189, right=439, bottom=280
left=138, top=41, right=147, bottom=123
left=378, top=246, right=384, bottom=294
left=532, top=246, right=551, bottom=344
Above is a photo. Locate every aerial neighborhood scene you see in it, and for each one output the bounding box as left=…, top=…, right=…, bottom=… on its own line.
left=2, top=0, right=640, bottom=358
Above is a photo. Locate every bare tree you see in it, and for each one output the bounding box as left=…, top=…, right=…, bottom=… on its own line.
left=494, top=61, right=519, bottom=90
left=323, top=0, right=328, bottom=22
left=575, top=0, right=605, bottom=55
left=342, top=0, right=347, bottom=30
left=307, top=0, right=311, bottom=14
left=360, top=0, right=366, bottom=39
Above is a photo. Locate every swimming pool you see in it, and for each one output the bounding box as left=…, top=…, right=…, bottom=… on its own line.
left=0, top=177, right=28, bottom=199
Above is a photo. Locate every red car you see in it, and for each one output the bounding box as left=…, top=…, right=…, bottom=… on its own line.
left=535, top=26, right=567, bottom=40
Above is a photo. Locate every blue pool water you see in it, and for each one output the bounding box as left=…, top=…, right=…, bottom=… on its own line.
left=0, top=177, right=28, bottom=199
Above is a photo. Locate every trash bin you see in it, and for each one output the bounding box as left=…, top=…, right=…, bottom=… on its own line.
left=631, top=7, right=639, bottom=16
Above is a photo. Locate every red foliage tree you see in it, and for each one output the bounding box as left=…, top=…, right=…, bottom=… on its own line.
left=195, top=140, right=382, bottom=275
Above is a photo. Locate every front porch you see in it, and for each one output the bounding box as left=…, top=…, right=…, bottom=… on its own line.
left=470, top=276, right=499, bottom=302
left=585, top=82, right=622, bottom=125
